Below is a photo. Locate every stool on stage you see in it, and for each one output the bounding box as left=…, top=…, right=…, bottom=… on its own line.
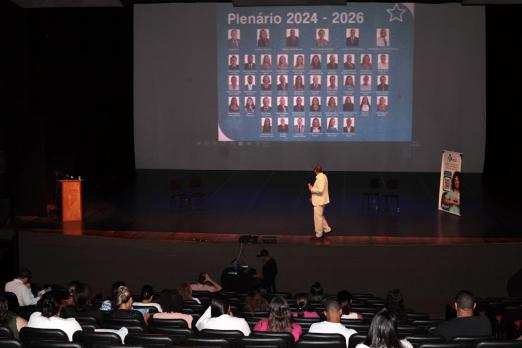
left=363, top=177, right=381, bottom=211
left=383, top=178, right=400, bottom=213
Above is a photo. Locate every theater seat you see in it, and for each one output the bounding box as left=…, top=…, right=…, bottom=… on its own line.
left=238, top=336, right=290, bottom=348
left=477, top=340, right=522, bottom=348
left=19, top=327, right=69, bottom=346
left=348, top=334, right=366, bottom=348
left=0, top=339, right=23, bottom=348
left=30, top=342, right=83, bottom=348
left=124, top=333, right=174, bottom=347
left=0, top=326, right=13, bottom=339
left=405, top=336, right=445, bottom=348
left=251, top=331, right=294, bottom=347
left=298, top=333, right=346, bottom=348
left=184, top=337, right=231, bottom=348
left=147, top=327, right=193, bottom=345
left=72, top=330, right=121, bottom=348
left=149, top=318, right=188, bottom=329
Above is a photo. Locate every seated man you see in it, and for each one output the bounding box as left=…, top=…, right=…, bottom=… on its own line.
left=309, top=300, right=357, bottom=347
left=434, top=290, right=492, bottom=341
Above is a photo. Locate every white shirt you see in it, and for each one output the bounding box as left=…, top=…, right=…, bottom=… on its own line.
left=195, top=306, right=251, bottom=336
left=310, top=172, right=330, bottom=207
left=377, top=36, right=389, bottom=47
left=341, top=313, right=360, bottom=319
left=356, top=339, right=414, bottom=348
left=309, top=321, right=357, bottom=347
left=4, top=278, right=38, bottom=306
left=378, top=61, right=389, bottom=70
left=27, top=312, right=82, bottom=341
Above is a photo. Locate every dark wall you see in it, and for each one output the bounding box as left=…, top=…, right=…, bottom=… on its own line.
left=484, top=5, right=522, bottom=191
left=1, top=3, right=134, bottom=216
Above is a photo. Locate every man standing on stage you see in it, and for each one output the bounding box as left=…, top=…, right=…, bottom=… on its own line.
left=256, top=249, right=277, bottom=293
left=308, top=165, right=332, bottom=239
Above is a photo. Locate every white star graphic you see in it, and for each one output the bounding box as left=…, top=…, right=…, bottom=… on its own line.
left=387, top=3, right=407, bottom=22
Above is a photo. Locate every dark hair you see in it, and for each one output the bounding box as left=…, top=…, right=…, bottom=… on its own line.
left=324, top=299, right=341, bottom=312
left=385, top=289, right=407, bottom=322
left=141, top=285, right=154, bottom=301
left=364, top=308, right=402, bottom=348
left=177, top=282, right=193, bottom=301
left=211, top=295, right=229, bottom=318
left=455, top=290, right=474, bottom=310
left=452, top=171, right=461, bottom=191
left=295, top=293, right=312, bottom=318
left=243, top=289, right=269, bottom=314
left=268, top=296, right=293, bottom=333
left=112, top=281, right=126, bottom=293
left=313, top=165, right=323, bottom=174
left=41, top=292, right=62, bottom=318
left=159, top=289, right=184, bottom=313
left=310, top=282, right=323, bottom=297
left=73, top=282, right=92, bottom=309
left=18, top=268, right=32, bottom=281
left=337, top=290, right=353, bottom=315
left=198, top=273, right=207, bottom=285
left=0, top=295, right=8, bottom=323
left=68, top=280, right=81, bottom=299
left=114, top=286, right=132, bottom=308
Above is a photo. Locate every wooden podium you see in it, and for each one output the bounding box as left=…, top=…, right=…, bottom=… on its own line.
left=59, top=179, right=83, bottom=222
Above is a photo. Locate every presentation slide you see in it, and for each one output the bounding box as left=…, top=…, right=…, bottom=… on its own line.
left=134, top=3, right=486, bottom=172
left=217, top=4, right=413, bottom=142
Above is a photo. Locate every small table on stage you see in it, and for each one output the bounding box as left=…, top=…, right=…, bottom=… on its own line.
left=59, top=179, right=83, bottom=222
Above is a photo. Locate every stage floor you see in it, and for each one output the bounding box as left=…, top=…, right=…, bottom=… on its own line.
left=15, top=170, right=522, bottom=245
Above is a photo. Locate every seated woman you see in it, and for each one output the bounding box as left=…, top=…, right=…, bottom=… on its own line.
left=338, top=290, right=363, bottom=320
left=293, top=293, right=319, bottom=319
left=177, top=282, right=201, bottom=304
left=195, top=295, right=250, bottom=336
left=356, top=308, right=413, bottom=348
left=105, top=286, right=148, bottom=324
left=385, top=289, right=408, bottom=323
left=133, top=285, right=162, bottom=314
left=254, top=296, right=302, bottom=342
left=61, top=282, right=104, bottom=325
left=153, top=289, right=193, bottom=328
left=27, top=292, right=82, bottom=341
left=243, top=289, right=269, bottom=316
left=0, top=294, right=27, bottom=339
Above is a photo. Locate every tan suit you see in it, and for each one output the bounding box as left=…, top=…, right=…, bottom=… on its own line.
left=310, top=172, right=331, bottom=237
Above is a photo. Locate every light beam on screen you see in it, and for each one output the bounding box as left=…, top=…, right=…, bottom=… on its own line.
left=217, top=3, right=414, bottom=142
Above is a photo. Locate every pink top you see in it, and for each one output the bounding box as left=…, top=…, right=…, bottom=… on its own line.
left=254, top=319, right=303, bottom=342
left=292, top=311, right=320, bottom=319
left=190, top=283, right=218, bottom=292
left=153, top=312, right=193, bottom=328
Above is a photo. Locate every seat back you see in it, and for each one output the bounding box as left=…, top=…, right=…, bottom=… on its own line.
left=405, top=336, right=445, bottom=348
left=200, top=329, right=244, bottom=347
left=293, top=318, right=320, bottom=332
left=149, top=318, right=188, bottom=329
left=19, top=327, right=69, bottom=346
left=300, top=332, right=346, bottom=348
left=185, top=337, right=231, bottom=348
left=72, top=330, right=121, bottom=348
left=238, top=336, right=290, bottom=348
left=250, top=332, right=294, bottom=347
left=477, top=341, right=522, bottom=348
left=30, top=342, right=84, bottom=348
left=348, top=334, right=366, bottom=348
left=0, top=339, right=23, bottom=348
left=147, top=327, right=193, bottom=345
left=296, top=340, right=345, bottom=348
left=419, top=344, right=464, bottom=348
left=0, top=326, right=13, bottom=339
left=125, top=333, right=174, bottom=348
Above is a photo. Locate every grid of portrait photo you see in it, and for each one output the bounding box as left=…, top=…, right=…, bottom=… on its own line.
left=225, top=27, right=392, bottom=138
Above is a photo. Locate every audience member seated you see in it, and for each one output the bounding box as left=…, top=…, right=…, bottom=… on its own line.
left=309, top=300, right=357, bottom=347
left=191, top=273, right=223, bottom=293
left=153, top=289, right=193, bottom=328
left=243, top=290, right=269, bottom=316
left=105, top=286, right=147, bottom=324
left=100, top=281, right=126, bottom=311
left=433, top=290, right=492, bottom=341
left=293, top=293, right=319, bottom=319
left=61, top=282, right=103, bottom=325
left=254, top=296, right=302, bottom=342
left=196, top=295, right=250, bottom=336
left=65, top=281, right=81, bottom=306
left=26, top=291, right=82, bottom=341
left=338, top=291, right=363, bottom=320
left=385, top=289, right=408, bottom=323
left=132, top=285, right=162, bottom=314
left=4, top=268, right=46, bottom=306
left=0, top=294, right=27, bottom=339
left=178, top=282, right=201, bottom=304
left=310, top=282, right=324, bottom=302
left=356, top=308, right=413, bottom=348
